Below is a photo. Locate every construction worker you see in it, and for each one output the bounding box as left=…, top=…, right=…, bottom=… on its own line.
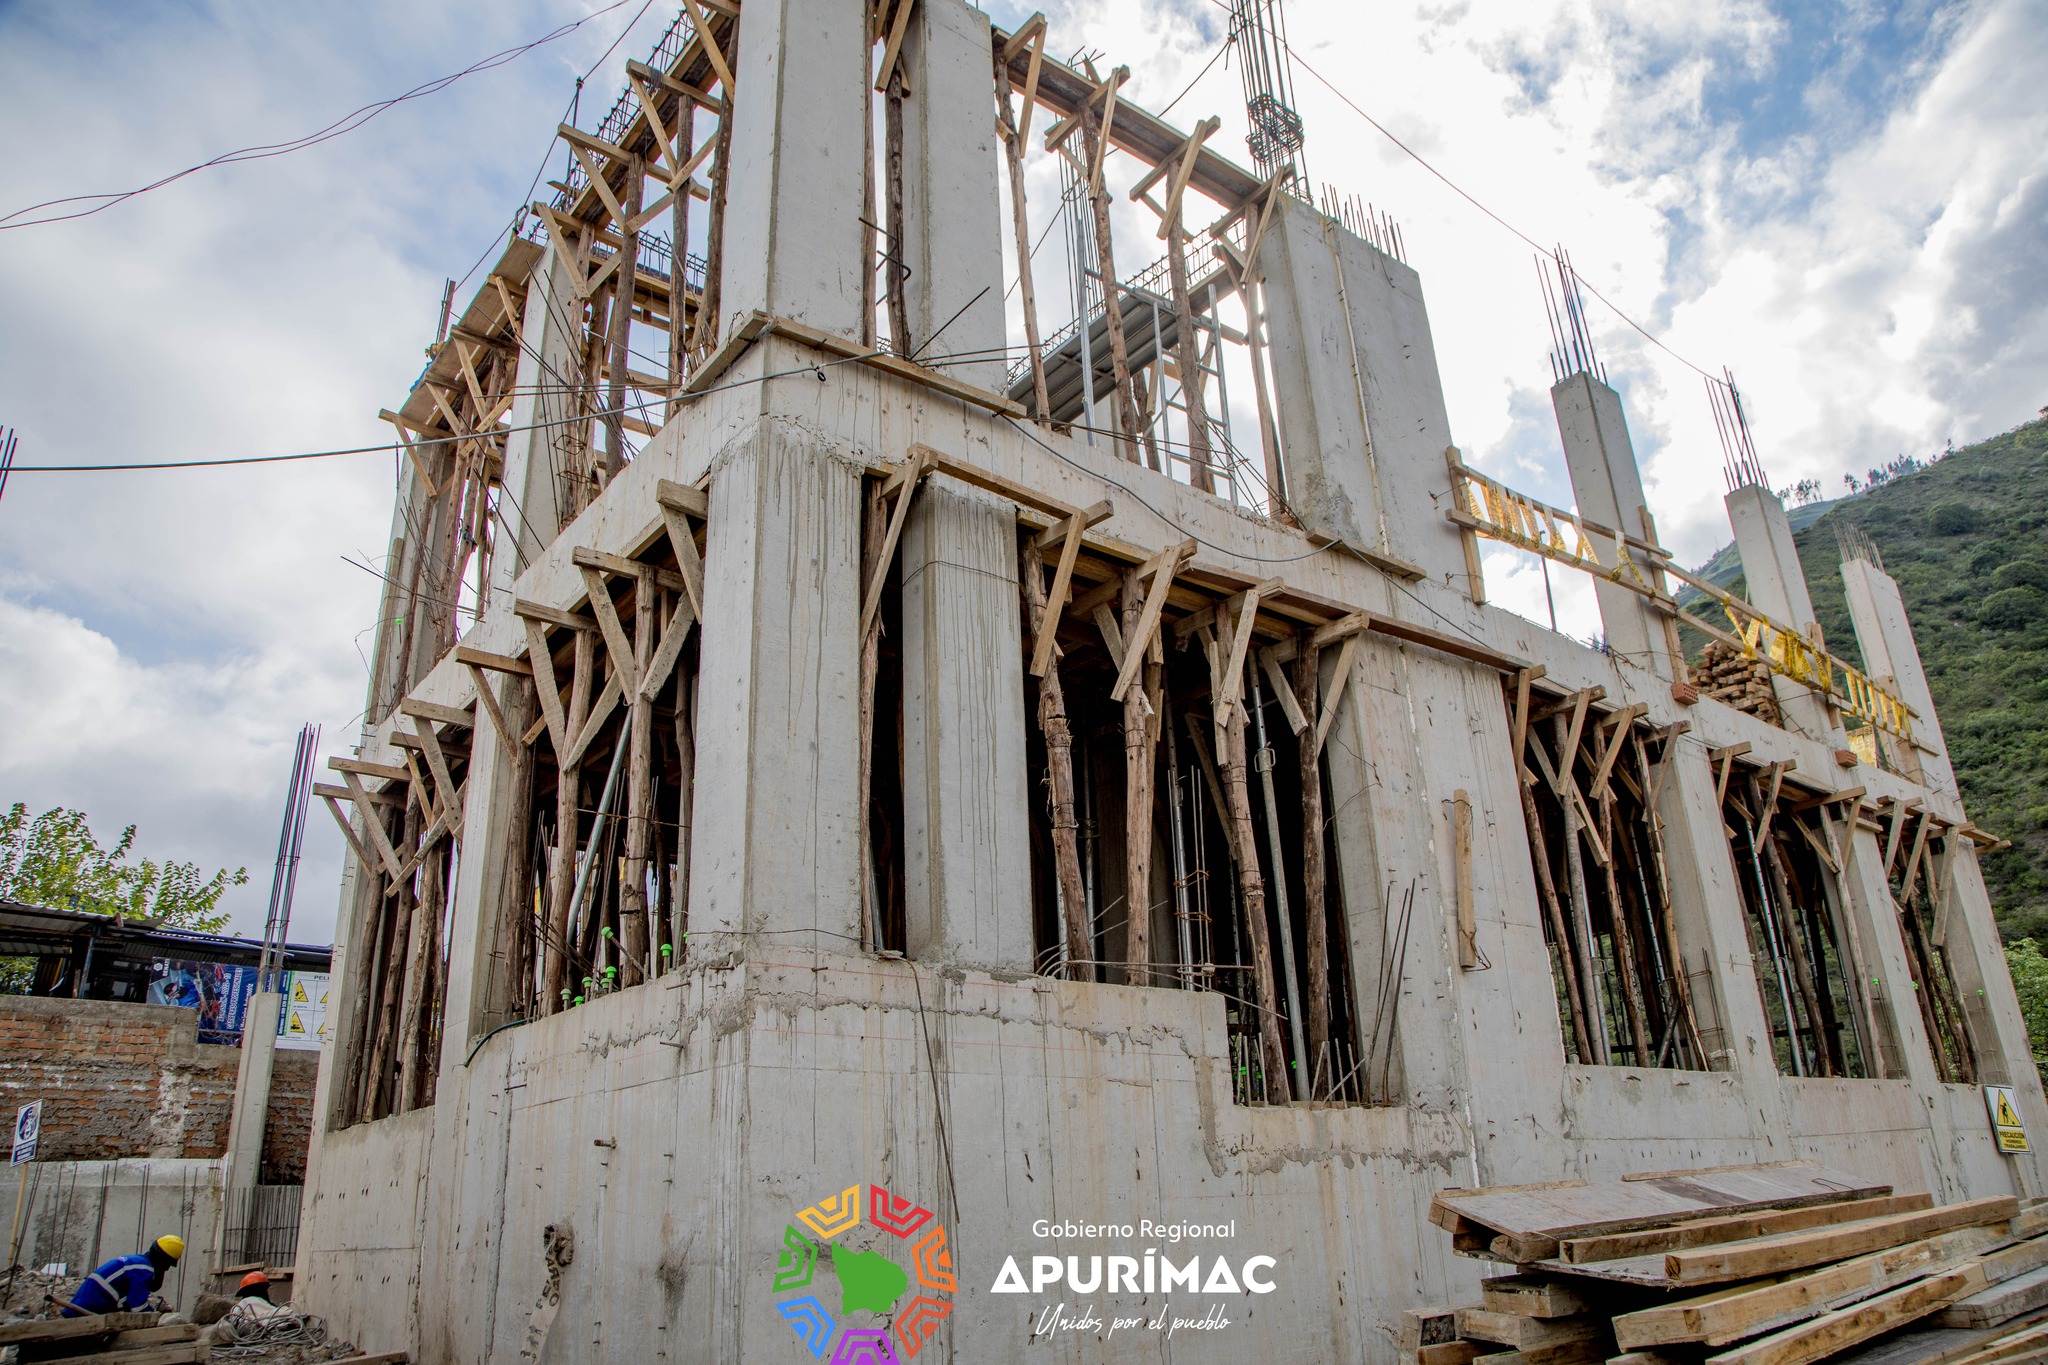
left=225, top=1271, right=289, bottom=1322
left=64, top=1234, right=183, bottom=1315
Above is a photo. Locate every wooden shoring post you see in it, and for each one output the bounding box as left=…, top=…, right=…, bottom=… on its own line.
left=1027, top=502, right=1105, bottom=677
left=666, top=101, right=696, bottom=415
left=1760, top=827, right=1836, bottom=1077
left=1131, top=115, right=1222, bottom=492
left=995, top=35, right=1051, bottom=421
left=395, top=837, right=443, bottom=1113
left=1221, top=697, right=1292, bottom=1096
left=618, top=567, right=659, bottom=987
left=857, top=478, right=889, bottom=952
left=690, top=26, right=737, bottom=358
left=860, top=448, right=936, bottom=639
left=366, top=797, right=421, bottom=1120
left=1211, top=181, right=1286, bottom=509
left=497, top=676, right=539, bottom=1021
left=1020, top=535, right=1091, bottom=978
left=1445, top=447, right=1486, bottom=604
left=861, top=16, right=878, bottom=348
left=603, top=154, right=645, bottom=476
left=1545, top=712, right=1608, bottom=1062
left=575, top=286, right=611, bottom=512
left=543, top=629, right=597, bottom=1011
left=671, top=663, right=696, bottom=964
left=1294, top=634, right=1332, bottom=1084
left=1518, top=764, right=1594, bottom=1062
left=884, top=61, right=913, bottom=356
left=1596, top=791, right=1654, bottom=1065
left=1119, top=565, right=1165, bottom=986
left=1633, top=728, right=1705, bottom=1068
left=1070, top=75, right=1143, bottom=465
left=1164, top=221, right=1214, bottom=492
left=333, top=797, right=390, bottom=1126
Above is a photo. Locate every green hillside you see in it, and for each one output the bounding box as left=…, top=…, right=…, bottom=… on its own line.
left=1693, top=417, right=2048, bottom=940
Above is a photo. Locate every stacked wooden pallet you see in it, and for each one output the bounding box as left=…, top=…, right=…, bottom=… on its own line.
left=1405, top=1163, right=2048, bottom=1365
left=1690, top=643, right=1782, bottom=725
left=0, top=1310, right=209, bottom=1365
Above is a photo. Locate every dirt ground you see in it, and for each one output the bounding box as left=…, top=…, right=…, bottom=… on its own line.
left=3, top=1269, right=366, bottom=1362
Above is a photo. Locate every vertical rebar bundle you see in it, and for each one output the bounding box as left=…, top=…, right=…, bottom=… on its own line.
left=258, top=723, right=320, bottom=992
left=1229, top=0, right=1308, bottom=188
left=1320, top=188, right=1405, bottom=262
left=1537, top=247, right=1605, bottom=385
left=1709, top=368, right=1770, bottom=491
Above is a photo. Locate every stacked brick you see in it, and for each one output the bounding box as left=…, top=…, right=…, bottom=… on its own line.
left=1690, top=640, right=1783, bottom=726
left=0, top=996, right=318, bottom=1182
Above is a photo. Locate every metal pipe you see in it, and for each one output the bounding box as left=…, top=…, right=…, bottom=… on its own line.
left=1166, top=715, right=1196, bottom=989
left=1078, top=728, right=1098, bottom=977
left=565, top=737, right=630, bottom=954
left=1743, top=816, right=1805, bottom=1077
left=1249, top=675, right=1310, bottom=1092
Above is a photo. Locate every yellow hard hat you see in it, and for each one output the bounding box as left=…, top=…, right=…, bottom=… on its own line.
left=155, top=1234, right=185, bottom=1261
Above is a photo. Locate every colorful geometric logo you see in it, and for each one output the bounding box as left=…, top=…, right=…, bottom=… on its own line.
left=772, top=1182, right=955, bottom=1359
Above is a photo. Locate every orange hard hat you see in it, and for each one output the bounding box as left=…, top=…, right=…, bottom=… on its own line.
left=239, top=1271, right=270, bottom=1291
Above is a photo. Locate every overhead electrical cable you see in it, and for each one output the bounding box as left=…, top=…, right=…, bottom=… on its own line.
left=0, top=0, right=649, bottom=232
left=1271, top=34, right=1716, bottom=381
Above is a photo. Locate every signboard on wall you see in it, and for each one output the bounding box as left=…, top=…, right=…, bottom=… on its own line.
left=277, top=971, right=331, bottom=1051
left=147, top=960, right=259, bottom=1045
left=11, top=1100, right=41, bottom=1165
left=1986, top=1085, right=2030, bottom=1154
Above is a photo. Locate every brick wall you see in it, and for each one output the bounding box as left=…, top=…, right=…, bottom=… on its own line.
left=0, top=996, right=319, bottom=1181
left=263, top=1051, right=319, bottom=1182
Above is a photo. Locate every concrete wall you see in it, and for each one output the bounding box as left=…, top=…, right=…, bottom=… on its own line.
left=11, top=1158, right=222, bottom=1316
left=1, top=996, right=318, bottom=1181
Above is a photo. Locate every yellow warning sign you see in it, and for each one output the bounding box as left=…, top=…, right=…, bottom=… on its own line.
left=1985, top=1085, right=2030, bottom=1154
left=287, top=1010, right=307, bottom=1036
left=293, top=979, right=310, bottom=1003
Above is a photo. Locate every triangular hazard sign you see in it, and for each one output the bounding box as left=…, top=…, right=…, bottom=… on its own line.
left=1997, top=1092, right=2023, bottom=1128
left=293, top=979, right=310, bottom=1003
left=287, top=1010, right=306, bottom=1035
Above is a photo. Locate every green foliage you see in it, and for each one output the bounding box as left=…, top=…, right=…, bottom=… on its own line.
left=0, top=803, right=245, bottom=933
left=1981, top=587, right=2048, bottom=631
left=1928, top=500, right=1981, bottom=535
left=1992, top=558, right=2048, bottom=594
left=1794, top=416, right=2048, bottom=941
left=2005, top=939, right=2048, bottom=1088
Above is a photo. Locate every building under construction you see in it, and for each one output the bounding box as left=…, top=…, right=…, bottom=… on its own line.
left=299, top=2, right=2047, bottom=1360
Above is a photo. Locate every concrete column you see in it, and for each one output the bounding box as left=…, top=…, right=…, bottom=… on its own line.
left=1552, top=373, right=1675, bottom=676
left=490, top=248, right=575, bottom=597
left=720, top=0, right=871, bottom=342
left=897, top=0, right=1006, bottom=393
left=1841, top=556, right=1955, bottom=793
left=899, top=477, right=1034, bottom=970
left=222, top=991, right=282, bottom=1194
left=440, top=689, right=512, bottom=1047
left=688, top=419, right=865, bottom=949
left=1256, top=194, right=1469, bottom=586
left=1724, top=485, right=1839, bottom=739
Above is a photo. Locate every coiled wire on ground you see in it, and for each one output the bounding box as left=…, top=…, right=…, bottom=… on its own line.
left=209, top=1309, right=329, bottom=1358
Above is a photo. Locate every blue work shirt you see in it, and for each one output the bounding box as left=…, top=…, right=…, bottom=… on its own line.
left=65, top=1253, right=160, bottom=1315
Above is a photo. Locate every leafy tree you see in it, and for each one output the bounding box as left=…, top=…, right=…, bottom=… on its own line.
left=2006, top=939, right=2048, bottom=1090
left=0, top=805, right=247, bottom=992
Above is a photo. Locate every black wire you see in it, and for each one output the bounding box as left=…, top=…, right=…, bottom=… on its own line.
left=0, top=0, right=651, bottom=232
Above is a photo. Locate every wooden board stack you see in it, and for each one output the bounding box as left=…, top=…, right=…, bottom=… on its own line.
left=1404, top=1163, right=2048, bottom=1365
left=0, top=1311, right=209, bottom=1365
left=1689, top=644, right=1782, bottom=727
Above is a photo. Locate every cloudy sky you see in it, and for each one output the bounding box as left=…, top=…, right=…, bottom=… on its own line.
left=1, top=0, right=2043, bottom=946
